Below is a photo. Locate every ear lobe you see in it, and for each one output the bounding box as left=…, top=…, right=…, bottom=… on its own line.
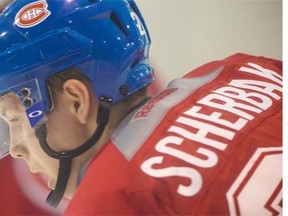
left=62, top=79, right=90, bottom=124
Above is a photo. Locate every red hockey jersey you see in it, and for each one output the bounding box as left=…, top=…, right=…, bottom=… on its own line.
left=65, top=53, right=282, bottom=215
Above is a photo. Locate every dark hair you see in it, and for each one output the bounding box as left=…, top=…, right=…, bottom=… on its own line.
left=46, top=67, right=148, bottom=110
left=45, top=67, right=91, bottom=108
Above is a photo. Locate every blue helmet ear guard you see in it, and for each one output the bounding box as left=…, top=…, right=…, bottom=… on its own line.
left=0, top=0, right=153, bottom=207
left=0, top=0, right=153, bottom=113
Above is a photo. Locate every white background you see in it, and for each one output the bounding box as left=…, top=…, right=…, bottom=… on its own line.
left=136, top=0, right=282, bottom=88
left=0, top=0, right=284, bottom=214
left=137, top=0, right=285, bottom=214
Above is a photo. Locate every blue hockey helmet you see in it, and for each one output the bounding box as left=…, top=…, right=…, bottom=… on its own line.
left=0, top=0, right=153, bottom=207
left=0, top=0, right=153, bottom=157
left=0, top=0, right=153, bottom=124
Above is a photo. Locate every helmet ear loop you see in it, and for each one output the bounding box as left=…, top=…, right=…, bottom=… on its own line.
left=46, top=158, right=72, bottom=207
left=35, top=125, right=71, bottom=207
left=35, top=98, right=112, bottom=207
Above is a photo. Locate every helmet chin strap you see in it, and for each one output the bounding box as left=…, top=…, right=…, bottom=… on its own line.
left=35, top=98, right=112, bottom=207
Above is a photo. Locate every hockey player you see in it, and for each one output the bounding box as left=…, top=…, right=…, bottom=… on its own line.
left=0, top=0, right=282, bottom=215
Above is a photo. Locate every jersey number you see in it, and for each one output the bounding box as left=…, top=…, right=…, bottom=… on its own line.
left=226, top=147, right=282, bottom=216
left=130, top=11, right=146, bottom=36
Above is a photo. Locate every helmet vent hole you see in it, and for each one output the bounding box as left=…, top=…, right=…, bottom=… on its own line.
left=110, top=12, right=128, bottom=37
left=130, top=59, right=140, bottom=69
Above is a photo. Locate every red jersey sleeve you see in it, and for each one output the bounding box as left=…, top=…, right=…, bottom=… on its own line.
left=65, top=53, right=282, bottom=215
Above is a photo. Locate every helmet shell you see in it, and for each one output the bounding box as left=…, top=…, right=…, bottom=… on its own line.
left=0, top=0, right=153, bottom=112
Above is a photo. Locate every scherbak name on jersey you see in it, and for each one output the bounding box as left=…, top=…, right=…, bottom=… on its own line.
left=140, top=62, right=282, bottom=197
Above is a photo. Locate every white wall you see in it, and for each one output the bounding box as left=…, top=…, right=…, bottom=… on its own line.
left=136, top=0, right=282, bottom=88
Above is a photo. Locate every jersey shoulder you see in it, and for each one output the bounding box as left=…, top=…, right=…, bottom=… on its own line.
left=111, top=53, right=282, bottom=160
left=112, top=53, right=282, bottom=215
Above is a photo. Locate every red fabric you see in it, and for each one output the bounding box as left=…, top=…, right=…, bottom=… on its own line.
left=0, top=66, right=161, bottom=215
left=0, top=157, right=43, bottom=215
left=0, top=157, right=68, bottom=215
left=65, top=54, right=282, bottom=215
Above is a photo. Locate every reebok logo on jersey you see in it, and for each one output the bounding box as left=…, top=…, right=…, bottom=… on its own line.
left=15, top=0, right=51, bottom=28
left=133, top=88, right=177, bottom=120
left=141, top=61, right=282, bottom=198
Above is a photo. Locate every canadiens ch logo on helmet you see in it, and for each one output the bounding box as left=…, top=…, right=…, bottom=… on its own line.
left=15, top=0, right=51, bottom=28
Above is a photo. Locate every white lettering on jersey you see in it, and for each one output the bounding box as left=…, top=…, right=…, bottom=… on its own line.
left=141, top=62, right=282, bottom=199
left=239, top=63, right=282, bottom=85
left=198, top=93, right=261, bottom=120
left=155, top=136, right=218, bottom=168
left=184, top=106, right=248, bottom=130
left=141, top=151, right=203, bottom=197
left=230, top=79, right=282, bottom=100
left=171, top=117, right=234, bottom=151
left=226, top=147, right=282, bottom=216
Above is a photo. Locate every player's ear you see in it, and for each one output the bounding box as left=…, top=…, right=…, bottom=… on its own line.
left=62, top=79, right=90, bottom=124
